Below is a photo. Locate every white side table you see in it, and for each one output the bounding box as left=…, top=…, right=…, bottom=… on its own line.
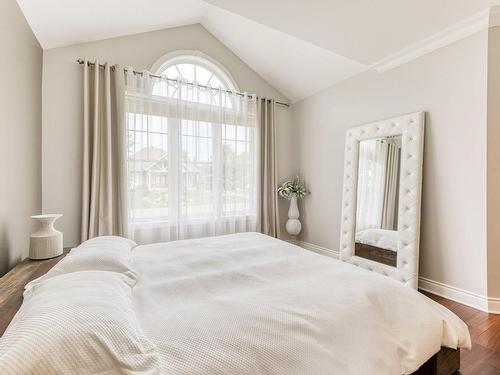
left=30, top=214, right=63, bottom=260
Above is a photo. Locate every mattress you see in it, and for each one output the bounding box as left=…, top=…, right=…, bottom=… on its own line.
left=130, top=232, right=470, bottom=374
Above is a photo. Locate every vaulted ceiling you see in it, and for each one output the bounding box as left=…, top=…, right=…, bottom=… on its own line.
left=16, top=0, right=500, bottom=102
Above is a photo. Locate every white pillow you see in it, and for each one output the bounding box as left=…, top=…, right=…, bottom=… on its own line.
left=0, top=271, right=161, bottom=375
left=74, top=235, right=137, bottom=253
left=25, top=236, right=138, bottom=292
left=24, top=250, right=137, bottom=295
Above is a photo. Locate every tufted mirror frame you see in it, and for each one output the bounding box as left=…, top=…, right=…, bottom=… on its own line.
left=339, top=112, right=425, bottom=289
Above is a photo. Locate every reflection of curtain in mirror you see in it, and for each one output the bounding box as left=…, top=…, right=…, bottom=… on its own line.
left=381, top=139, right=400, bottom=230
left=356, top=140, right=386, bottom=231
left=356, top=138, right=400, bottom=232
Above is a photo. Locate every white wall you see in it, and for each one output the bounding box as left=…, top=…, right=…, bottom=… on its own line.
left=293, top=31, right=489, bottom=296
left=275, top=105, right=297, bottom=237
left=0, top=0, right=42, bottom=275
left=42, top=24, right=295, bottom=247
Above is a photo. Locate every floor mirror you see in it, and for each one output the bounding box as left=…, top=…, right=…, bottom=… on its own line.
left=339, top=112, right=425, bottom=288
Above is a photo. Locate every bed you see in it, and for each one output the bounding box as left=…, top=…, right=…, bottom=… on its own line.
left=0, top=233, right=470, bottom=374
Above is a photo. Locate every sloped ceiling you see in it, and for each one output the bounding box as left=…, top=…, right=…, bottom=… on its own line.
left=204, top=0, right=497, bottom=64
left=201, top=7, right=365, bottom=102
left=16, top=0, right=499, bottom=102
left=16, top=0, right=208, bottom=49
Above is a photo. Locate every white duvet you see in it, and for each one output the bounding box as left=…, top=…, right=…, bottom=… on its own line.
left=131, top=233, right=471, bottom=375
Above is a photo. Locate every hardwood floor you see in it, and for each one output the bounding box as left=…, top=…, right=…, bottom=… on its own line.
left=423, top=292, right=500, bottom=374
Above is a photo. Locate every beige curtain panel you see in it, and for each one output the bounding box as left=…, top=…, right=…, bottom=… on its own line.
left=258, top=98, right=280, bottom=238
left=81, top=60, right=128, bottom=241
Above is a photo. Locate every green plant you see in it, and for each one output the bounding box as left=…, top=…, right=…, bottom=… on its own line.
left=277, top=176, right=308, bottom=200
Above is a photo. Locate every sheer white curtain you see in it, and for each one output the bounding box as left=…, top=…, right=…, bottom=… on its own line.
left=356, top=139, right=387, bottom=232
left=356, top=138, right=401, bottom=232
left=124, top=69, right=259, bottom=244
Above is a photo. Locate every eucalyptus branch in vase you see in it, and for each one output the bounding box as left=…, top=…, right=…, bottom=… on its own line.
left=277, top=176, right=308, bottom=237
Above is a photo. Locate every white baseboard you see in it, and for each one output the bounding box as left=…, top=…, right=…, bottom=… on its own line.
left=418, top=277, right=491, bottom=313
left=292, top=240, right=499, bottom=314
left=289, top=240, right=339, bottom=259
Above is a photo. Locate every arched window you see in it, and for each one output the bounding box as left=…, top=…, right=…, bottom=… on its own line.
left=151, top=52, right=239, bottom=106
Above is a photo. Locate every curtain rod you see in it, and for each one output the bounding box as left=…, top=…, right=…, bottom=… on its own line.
left=76, top=59, right=290, bottom=108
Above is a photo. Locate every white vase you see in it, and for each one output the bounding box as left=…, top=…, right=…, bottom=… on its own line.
left=30, top=214, right=63, bottom=260
left=285, top=196, right=302, bottom=236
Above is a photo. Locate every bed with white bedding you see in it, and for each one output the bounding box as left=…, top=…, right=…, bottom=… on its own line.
left=0, top=233, right=470, bottom=375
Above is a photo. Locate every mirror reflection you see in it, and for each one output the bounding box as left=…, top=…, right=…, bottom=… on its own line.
left=355, top=135, right=402, bottom=267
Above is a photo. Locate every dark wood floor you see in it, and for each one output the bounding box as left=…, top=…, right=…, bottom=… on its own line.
left=423, top=292, right=500, bottom=375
